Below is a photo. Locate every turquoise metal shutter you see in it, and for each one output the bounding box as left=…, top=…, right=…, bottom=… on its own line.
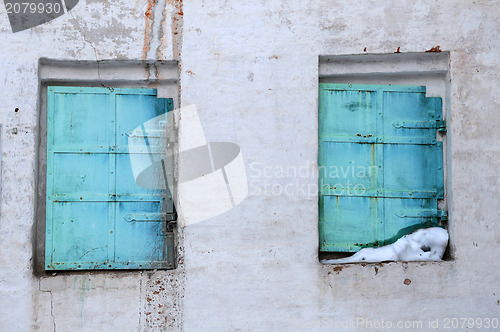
left=45, top=86, right=175, bottom=270
left=319, top=84, right=446, bottom=252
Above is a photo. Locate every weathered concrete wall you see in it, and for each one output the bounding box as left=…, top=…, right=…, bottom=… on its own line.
left=1, top=0, right=499, bottom=331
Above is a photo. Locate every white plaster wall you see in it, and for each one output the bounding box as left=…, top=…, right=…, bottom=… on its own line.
left=0, top=0, right=499, bottom=331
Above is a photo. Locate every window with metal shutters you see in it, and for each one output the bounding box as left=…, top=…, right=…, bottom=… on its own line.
left=45, top=86, right=176, bottom=270
left=318, top=84, right=447, bottom=253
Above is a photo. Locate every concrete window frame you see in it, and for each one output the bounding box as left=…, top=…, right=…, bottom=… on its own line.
left=34, top=59, right=179, bottom=275
left=318, top=52, right=452, bottom=261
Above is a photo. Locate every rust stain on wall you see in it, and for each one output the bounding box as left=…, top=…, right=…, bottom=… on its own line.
left=142, top=0, right=158, bottom=60
left=426, top=45, right=442, bottom=52
left=150, top=0, right=183, bottom=61
left=168, top=0, right=183, bottom=60
left=143, top=275, right=180, bottom=330
left=156, top=3, right=169, bottom=60
left=332, top=265, right=349, bottom=274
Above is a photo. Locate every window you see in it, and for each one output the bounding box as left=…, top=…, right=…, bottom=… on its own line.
left=45, top=86, right=176, bottom=270
left=318, top=84, right=447, bottom=253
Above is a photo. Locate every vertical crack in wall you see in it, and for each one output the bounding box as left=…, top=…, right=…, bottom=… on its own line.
left=67, top=9, right=99, bottom=61
left=38, top=280, right=56, bottom=332
left=67, top=9, right=103, bottom=83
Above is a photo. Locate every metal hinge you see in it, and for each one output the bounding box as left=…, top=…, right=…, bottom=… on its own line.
left=124, top=212, right=177, bottom=222
left=436, top=120, right=446, bottom=133
left=125, top=129, right=166, bottom=138
left=437, top=210, right=448, bottom=221
left=125, top=129, right=177, bottom=143
left=393, top=120, right=446, bottom=132
left=395, top=209, right=448, bottom=220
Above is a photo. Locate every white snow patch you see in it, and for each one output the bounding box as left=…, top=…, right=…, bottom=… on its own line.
left=321, top=227, right=449, bottom=264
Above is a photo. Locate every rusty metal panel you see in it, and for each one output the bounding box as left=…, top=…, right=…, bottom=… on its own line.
left=319, top=84, right=445, bottom=252
left=45, top=86, right=174, bottom=270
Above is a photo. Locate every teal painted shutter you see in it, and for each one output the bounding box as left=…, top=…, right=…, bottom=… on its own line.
left=319, top=84, right=446, bottom=252
left=45, top=86, right=175, bottom=270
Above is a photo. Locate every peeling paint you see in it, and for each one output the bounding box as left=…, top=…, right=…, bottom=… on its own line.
left=426, top=45, right=442, bottom=53
left=167, top=0, right=183, bottom=60
left=156, top=1, right=169, bottom=60
left=142, top=0, right=158, bottom=60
